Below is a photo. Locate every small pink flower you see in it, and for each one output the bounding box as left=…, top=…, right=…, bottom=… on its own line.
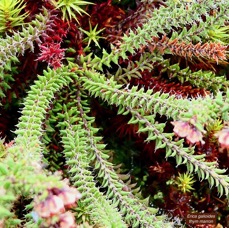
left=59, top=212, right=76, bottom=228
left=34, top=195, right=65, bottom=218
left=186, top=127, right=204, bottom=144
left=47, top=195, right=65, bottom=215
left=171, top=121, right=192, bottom=138
left=34, top=200, right=50, bottom=218
left=215, top=128, right=229, bottom=149
left=57, top=187, right=82, bottom=208
left=172, top=121, right=204, bottom=144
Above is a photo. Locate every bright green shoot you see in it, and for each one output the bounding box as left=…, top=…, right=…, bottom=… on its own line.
left=79, top=22, right=105, bottom=48
left=51, top=0, right=94, bottom=23
left=175, top=172, right=196, bottom=194
left=207, top=25, right=229, bottom=44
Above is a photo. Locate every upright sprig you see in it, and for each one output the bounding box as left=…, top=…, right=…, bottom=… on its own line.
left=79, top=22, right=104, bottom=48
left=0, top=8, right=55, bottom=101
left=0, top=0, right=28, bottom=33
left=51, top=0, right=93, bottom=22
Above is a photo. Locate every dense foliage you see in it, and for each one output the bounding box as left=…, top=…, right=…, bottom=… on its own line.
left=0, top=0, right=229, bottom=227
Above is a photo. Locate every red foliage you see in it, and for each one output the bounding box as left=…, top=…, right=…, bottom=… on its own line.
left=36, top=15, right=69, bottom=68
left=148, top=161, right=175, bottom=181
left=45, top=18, right=69, bottom=43
left=37, top=43, right=65, bottom=69
left=85, top=0, right=126, bottom=44
left=148, top=36, right=227, bottom=63
left=24, top=0, right=54, bottom=19
left=108, top=114, right=139, bottom=139
left=196, top=141, right=219, bottom=162
left=88, top=0, right=126, bottom=30
left=164, top=187, right=192, bottom=218
left=131, top=70, right=208, bottom=98
left=65, top=21, right=84, bottom=56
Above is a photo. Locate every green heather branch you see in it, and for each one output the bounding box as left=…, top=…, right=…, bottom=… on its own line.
left=80, top=69, right=188, bottom=119
left=73, top=91, right=172, bottom=228
left=112, top=52, right=228, bottom=92
left=15, top=66, right=76, bottom=156
left=60, top=105, right=125, bottom=227
left=0, top=66, right=76, bottom=224
left=115, top=0, right=229, bottom=55
left=81, top=69, right=227, bottom=131
left=112, top=52, right=161, bottom=83
left=0, top=8, right=54, bottom=101
left=124, top=107, right=229, bottom=198
left=0, top=8, right=52, bottom=71
left=161, top=59, right=228, bottom=92
left=171, top=4, right=229, bottom=43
